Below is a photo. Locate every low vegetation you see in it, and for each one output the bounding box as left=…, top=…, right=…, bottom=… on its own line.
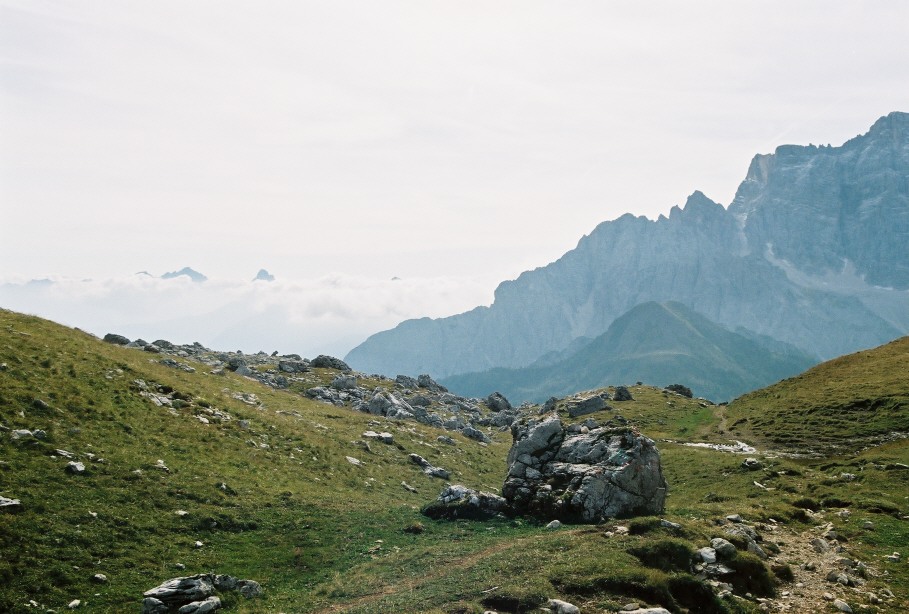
left=1, top=309, right=907, bottom=612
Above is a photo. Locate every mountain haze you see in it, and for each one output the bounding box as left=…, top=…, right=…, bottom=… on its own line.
left=441, top=301, right=815, bottom=403
left=346, top=113, right=909, bottom=380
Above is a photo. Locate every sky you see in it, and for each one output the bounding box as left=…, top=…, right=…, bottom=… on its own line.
left=2, top=1, right=909, bottom=357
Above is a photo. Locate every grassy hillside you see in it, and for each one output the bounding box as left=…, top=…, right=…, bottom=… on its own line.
left=1, top=309, right=907, bottom=613
left=442, top=302, right=815, bottom=403
left=726, top=336, right=909, bottom=453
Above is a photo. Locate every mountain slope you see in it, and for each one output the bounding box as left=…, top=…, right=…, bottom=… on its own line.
left=441, top=302, right=815, bottom=403
left=2, top=309, right=908, bottom=612
left=726, top=335, right=909, bottom=453
left=346, top=113, right=909, bottom=379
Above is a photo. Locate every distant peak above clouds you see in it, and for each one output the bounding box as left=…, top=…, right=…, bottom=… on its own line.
left=253, top=269, right=276, bottom=282
left=161, top=267, right=208, bottom=282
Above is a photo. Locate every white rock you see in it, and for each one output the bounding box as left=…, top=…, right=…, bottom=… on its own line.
left=68, top=599, right=81, bottom=609
left=833, top=598, right=852, bottom=613
left=547, top=598, right=580, bottom=614
left=546, top=520, right=562, bottom=530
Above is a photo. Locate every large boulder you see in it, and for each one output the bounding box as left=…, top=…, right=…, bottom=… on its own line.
left=502, top=416, right=667, bottom=522
left=311, top=354, right=352, bottom=372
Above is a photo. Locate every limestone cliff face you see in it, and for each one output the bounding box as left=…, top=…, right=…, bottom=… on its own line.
left=346, top=113, right=909, bottom=378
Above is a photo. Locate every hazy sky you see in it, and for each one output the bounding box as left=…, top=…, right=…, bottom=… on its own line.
left=2, top=1, right=909, bottom=355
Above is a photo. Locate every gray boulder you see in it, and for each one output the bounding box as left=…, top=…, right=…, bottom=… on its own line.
left=566, top=394, right=610, bottom=417
left=417, top=374, right=447, bottom=392
left=144, top=575, right=214, bottom=606
left=423, top=484, right=509, bottom=520
left=103, top=333, right=130, bottom=345
left=311, top=355, right=351, bottom=372
left=502, top=416, right=667, bottom=522
left=409, top=454, right=450, bottom=479
left=177, top=596, right=221, bottom=614
left=486, top=391, right=512, bottom=412
left=613, top=386, right=634, bottom=401
left=330, top=374, right=358, bottom=390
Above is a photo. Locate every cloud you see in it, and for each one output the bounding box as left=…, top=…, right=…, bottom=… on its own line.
left=0, top=272, right=493, bottom=360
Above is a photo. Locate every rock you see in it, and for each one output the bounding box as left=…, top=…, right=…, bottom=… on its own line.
left=11, top=429, right=32, bottom=440
left=665, top=384, right=693, bottom=398
left=659, top=519, right=681, bottom=531
left=346, top=456, right=363, bottom=467
left=437, top=435, right=455, bottom=445
left=311, top=355, right=351, bottom=372
left=409, top=454, right=450, bottom=479
left=547, top=598, right=580, bottom=614
left=741, top=457, right=762, bottom=471
left=278, top=360, right=308, bottom=373
left=0, top=496, right=22, bottom=510
left=833, top=599, right=853, bottom=613
left=613, top=385, right=634, bottom=401
left=177, top=596, right=221, bottom=613
left=368, top=391, right=414, bottom=419
left=363, top=431, right=394, bottom=444
left=623, top=609, right=672, bottom=614
left=92, top=573, right=108, bottom=583
left=486, top=392, right=512, bottom=412
left=811, top=538, right=831, bottom=553
left=566, top=395, right=610, bottom=417
left=726, top=514, right=743, bottom=523
left=103, top=333, right=130, bottom=345
left=236, top=579, right=262, bottom=598
left=424, top=484, right=508, bottom=519
left=417, top=374, right=447, bottom=392
left=710, top=537, right=737, bottom=560
left=68, top=599, right=81, bottom=609
left=401, top=481, right=418, bottom=493
left=144, top=344, right=162, bottom=353
left=152, top=339, right=175, bottom=350
left=141, top=597, right=169, bottom=614
left=144, top=575, right=215, bottom=606
left=234, top=365, right=254, bottom=377
left=461, top=424, right=491, bottom=444
left=65, top=461, right=86, bottom=474
left=331, top=374, right=358, bottom=390
left=546, top=520, right=562, bottom=530
left=698, top=547, right=717, bottom=563
left=502, top=416, right=667, bottom=522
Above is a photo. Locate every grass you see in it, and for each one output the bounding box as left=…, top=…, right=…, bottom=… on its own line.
left=1, top=309, right=908, bottom=612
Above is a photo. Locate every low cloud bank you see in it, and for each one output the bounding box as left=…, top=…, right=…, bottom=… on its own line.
left=0, top=273, right=492, bottom=362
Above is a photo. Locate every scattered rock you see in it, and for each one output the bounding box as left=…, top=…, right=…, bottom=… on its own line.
left=363, top=430, right=394, bottom=444
left=417, top=374, right=447, bottom=392
left=331, top=374, right=358, bottom=390
left=92, top=573, right=108, bottom=583
left=11, top=429, right=33, bottom=440
left=697, top=547, right=717, bottom=563
left=741, top=457, right=762, bottom=471
left=613, top=385, right=634, bottom=401
left=346, top=456, right=363, bottom=467
left=401, top=481, right=418, bottom=493
left=177, top=595, right=221, bottom=613
left=486, top=392, right=512, bottom=412
left=103, top=333, right=131, bottom=345
left=311, top=355, right=351, bottom=372
left=0, top=496, right=22, bottom=510
left=65, top=461, right=86, bottom=475
left=833, top=598, right=853, bottom=613
left=546, top=520, right=562, bottom=530
left=409, top=454, right=450, bottom=479
left=437, top=435, right=455, bottom=445
left=547, top=598, right=580, bottom=614
left=424, top=484, right=508, bottom=520
left=710, top=537, right=737, bottom=560
left=566, top=394, right=610, bottom=417
left=68, top=599, right=81, bottom=609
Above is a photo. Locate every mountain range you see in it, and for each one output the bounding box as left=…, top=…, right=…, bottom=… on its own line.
left=346, top=112, right=909, bottom=399
left=441, top=301, right=815, bottom=402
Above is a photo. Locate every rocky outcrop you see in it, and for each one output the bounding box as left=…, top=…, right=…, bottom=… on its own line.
left=346, top=113, right=909, bottom=380
left=141, top=574, right=261, bottom=613
left=502, top=416, right=667, bottom=522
